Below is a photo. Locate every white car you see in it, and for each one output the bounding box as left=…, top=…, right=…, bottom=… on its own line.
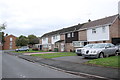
left=82, top=43, right=118, bottom=58
left=75, top=44, right=94, bottom=56
left=15, top=46, right=29, bottom=52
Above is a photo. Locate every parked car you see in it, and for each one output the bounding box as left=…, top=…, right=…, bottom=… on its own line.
left=75, top=44, right=94, bottom=56
left=115, top=44, right=120, bottom=55
left=82, top=43, right=118, bottom=58
left=15, top=46, right=29, bottom=52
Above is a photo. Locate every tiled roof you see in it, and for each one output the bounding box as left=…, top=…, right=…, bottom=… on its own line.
left=80, top=14, right=118, bottom=29
left=40, top=14, right=118, bottom=38
left=41, top=23, right=84, bottom=37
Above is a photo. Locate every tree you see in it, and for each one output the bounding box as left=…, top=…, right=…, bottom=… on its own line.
left=0, top=32, right=5, bottom=44
left=0, top=23, right=6, bottom=31
left=16, top=35, right=29, bottom=47
left=28, top=35, right=39, bottom=46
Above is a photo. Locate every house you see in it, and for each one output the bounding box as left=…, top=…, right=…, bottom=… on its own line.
left=3, top=34, right=17, bottom=50
left=65, top=24, right=84, bottom=52
left=40, top=23, right=84, bottom=52
left=78, top=14, right=120, bottom=45
left=0, top=40, right=2, bottom=50
left=40, top=29, right=65, bottom=51
left=40, top=14, right=119, bottom=52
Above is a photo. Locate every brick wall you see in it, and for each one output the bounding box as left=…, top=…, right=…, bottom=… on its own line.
left=48, top=36, right=51, bottom=43
left=3, top=35, right=17, bottom=50
left=78, top=30, right=87, bottom=41
left=60, top=34, right=65, bottom=40
left=65, top=43, right=74, bottom=52
left=109, top=17, right=120, bottom=42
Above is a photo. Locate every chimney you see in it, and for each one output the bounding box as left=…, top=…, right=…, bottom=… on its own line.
left=5, top=34, right=8, bottom=36
left=88, top=19, right=91, bottom=22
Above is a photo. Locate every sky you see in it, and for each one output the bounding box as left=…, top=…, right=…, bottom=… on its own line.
left=0, top=0, right=119, bottom=37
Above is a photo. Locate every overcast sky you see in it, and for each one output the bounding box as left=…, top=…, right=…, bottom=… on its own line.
left=0, top=0, right=119, bottom=37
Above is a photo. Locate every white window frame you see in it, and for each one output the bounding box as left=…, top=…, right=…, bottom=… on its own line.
left=10, top=37, right=13, bottom=41
left=72, top=32, right=74, bottom=37
left=67, top=33, right=71, bottom=38
left=102, top=26, right=106, bottom=33
left=92, top=28, right=96, bottom=34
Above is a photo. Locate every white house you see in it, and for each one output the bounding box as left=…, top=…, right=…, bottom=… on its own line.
left=51, top=34, right=60, bottom=44
left=87, top=25, right=110, bottom=42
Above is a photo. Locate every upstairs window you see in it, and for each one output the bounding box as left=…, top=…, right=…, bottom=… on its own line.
left=102, top=26, right=106, bottom=33
left=67, top=33, right=71, bottom=38
left=72, top=32, right=74, bottom=37
left=10, top=37, right=13, bottom=41
left=92, top=28, right=96, bottom=34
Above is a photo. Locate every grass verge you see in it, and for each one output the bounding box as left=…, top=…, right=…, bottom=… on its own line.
left=85, top=56, right=120, bottom=68
left=31, top=52, right=76, bottom=58
left=11, top=49, right=47, bottom=53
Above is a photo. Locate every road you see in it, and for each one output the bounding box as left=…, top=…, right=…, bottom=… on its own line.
left=2, top=52, right=84, bottom=78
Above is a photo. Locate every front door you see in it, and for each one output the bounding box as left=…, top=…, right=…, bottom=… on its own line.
left=61, top=43, right=64, bottom=52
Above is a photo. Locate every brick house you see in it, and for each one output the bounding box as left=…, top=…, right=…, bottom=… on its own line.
left=40, top=14, right=119, bottom=52
left=78, top=14, right=120, bottom=45
left=65, top=24, right=84, bottom=52
left=0, top=40, right=2, bottom=50
left=3, top=35, right=17, bottom=50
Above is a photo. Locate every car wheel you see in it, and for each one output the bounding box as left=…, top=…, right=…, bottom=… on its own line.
left=99, top=53, right=104, bottom=58
left=77, top=54, right=81, bottom=56
left=115, top=51, right=118, bottom=56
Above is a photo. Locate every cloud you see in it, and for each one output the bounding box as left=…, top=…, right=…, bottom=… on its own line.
left=0, top=0, right=119, bottom=37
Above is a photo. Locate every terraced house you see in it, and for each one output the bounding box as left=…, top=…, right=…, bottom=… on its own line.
left=40, top=24, right=84, bottom=52
left=40, top=14, right=120, bottom=52
left=78, top=14, right=120, bottom=45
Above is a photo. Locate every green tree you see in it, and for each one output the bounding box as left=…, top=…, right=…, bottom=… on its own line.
left=0, top=32, right=5, bottom=44
left=28, top=35, right=39, bottom=46
left=16, top=35, right=29, bottom=47
left=0, top=23, right=6, bottom=31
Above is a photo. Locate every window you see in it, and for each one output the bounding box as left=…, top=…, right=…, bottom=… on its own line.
left=102, top=26, right=106, bottom=33
left=9, top=46, right=12, bottom=49
left=10, top=37, right=13, bottom=41
left=72, top=32, right=74, bottom=37
left=53, top=35, right=57, bottom=39
left=67, top=33, right=71, bottom=38
left=43, top=38, right=46, bottom=41
left=53, top=36, right=55, bottom=39
left=92, top=28, right=96, bottom=34
left=10, top=42, right=12, bottom=46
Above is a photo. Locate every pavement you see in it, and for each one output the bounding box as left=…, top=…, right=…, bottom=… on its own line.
left=4, top=51, right=120, bottom=80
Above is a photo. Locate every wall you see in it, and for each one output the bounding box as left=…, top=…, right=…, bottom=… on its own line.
left=65, top=31, right=78, bottom=43
left=78, top=30, right=87, bottom=41
left=87, top=25, right=110, bottom=42
left=110, top=17, right=120, bottom=40
left=3, top=35, right=17, bottom=50
left=60, top=34, right=65, bottom=40
left=51, top=34, right=60, bottom=44
left=42, top=37, right=48, bottom=44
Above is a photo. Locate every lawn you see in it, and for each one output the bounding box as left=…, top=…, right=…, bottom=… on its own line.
left=31, top=52, right=76, bottom=58
left=85, top=56, right=120, bottom=68
left=11, top=49, right=47, bottom=53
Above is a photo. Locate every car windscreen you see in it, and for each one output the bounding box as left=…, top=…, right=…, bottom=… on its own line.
left=84, top=44, right=93, bottom=48
left=92, top=44, right=105, bottom=48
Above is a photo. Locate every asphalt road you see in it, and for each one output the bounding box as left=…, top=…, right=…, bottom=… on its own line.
left=52, top=56, right=92, bottom=64
left=2, top=52, right=84, bottom=78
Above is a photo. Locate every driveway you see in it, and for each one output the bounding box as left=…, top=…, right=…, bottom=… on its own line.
left=52, top=56, right=93, bottom=64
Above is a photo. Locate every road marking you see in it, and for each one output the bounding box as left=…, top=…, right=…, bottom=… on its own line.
left=20, top=75, right=26, bottom=78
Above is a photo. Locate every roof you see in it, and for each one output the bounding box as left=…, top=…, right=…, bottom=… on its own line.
left=55, top=40, right=64, bottom=43
left=41, top=23, right=84, bottom=38
left=80, top=14, right=118, bottom=30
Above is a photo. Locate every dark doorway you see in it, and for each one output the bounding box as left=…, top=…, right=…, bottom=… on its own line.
left=112, top=38, right=120, bottom=45
left=40, top=45, right=42, bottom=50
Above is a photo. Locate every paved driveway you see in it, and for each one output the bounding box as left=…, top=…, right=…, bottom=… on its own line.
left=52, top=56, right=93, bottom=64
